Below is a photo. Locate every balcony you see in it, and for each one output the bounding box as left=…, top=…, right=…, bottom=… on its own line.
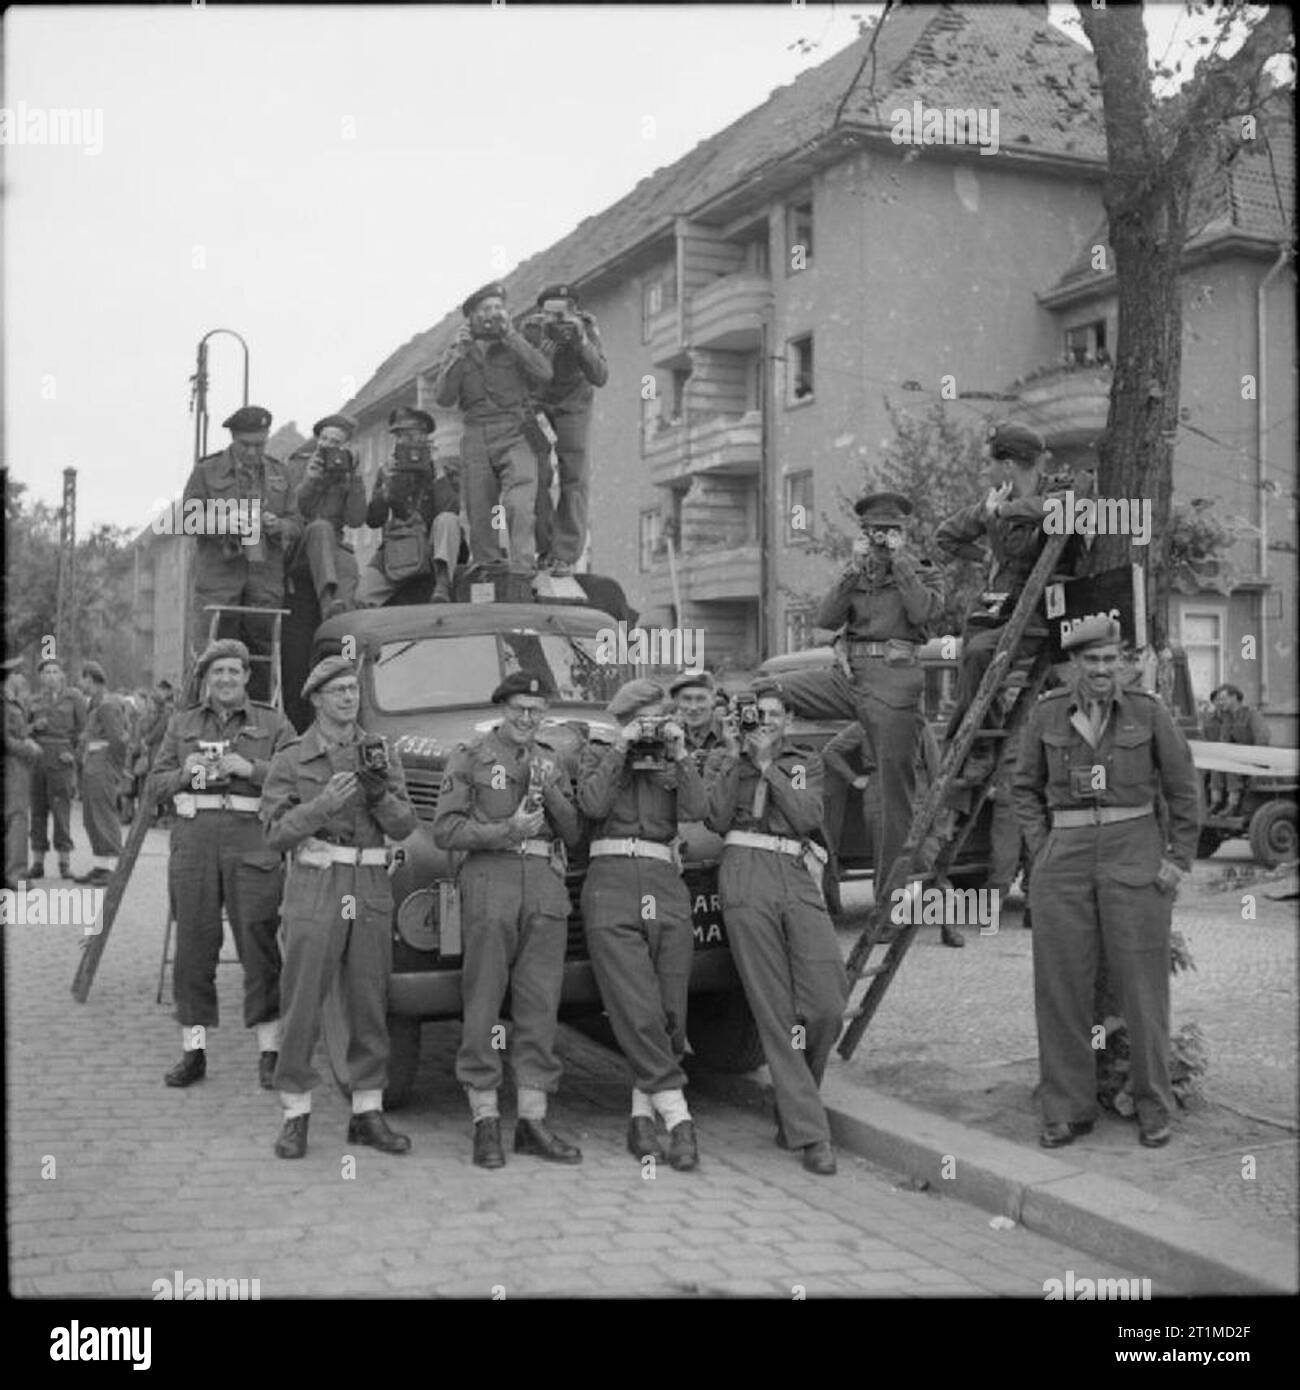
left=689, top=272, right=771, bottom=352
left=646, top=542, right=761, bottom=607
left=1011, top=363, right=1112, bottom=450
left=646, top=306, right=689, bottom=368
left=644, top=409, right=762, bottom=487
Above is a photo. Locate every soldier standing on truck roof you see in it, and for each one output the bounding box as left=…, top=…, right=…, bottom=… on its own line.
left=26, top=657, right=87, bottom=882
left=184, top=405, right=300, bottom=703
left=704, top=677, right=848, bottom=1176
left=433, top=671, right=585, bottom=1169
left=785, top=492, right=944, bottom=893
left=433, top=283, right=553, bottom=579
left=1013, top=617, right=1200, bottom=1151
left=578, top=678, right=704, bottom=1172
left=150, top=640, right=297, bottom=1092
left=260, top=655, right=419, bottom=1160
left=284, top=414, right=367, bottom=619
left=72, top=661, right=128, bottom=887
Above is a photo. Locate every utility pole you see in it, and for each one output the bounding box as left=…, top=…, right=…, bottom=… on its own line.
left=55, top=466, right=77, bottom=667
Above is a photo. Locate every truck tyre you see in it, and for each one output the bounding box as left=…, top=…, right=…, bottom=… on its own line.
left=1248, top=800, right=1298, bottom=869
left=686, top=989, right=766, bottom=1074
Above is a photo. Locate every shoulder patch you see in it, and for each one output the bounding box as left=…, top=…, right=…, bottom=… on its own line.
left=1038, top=688, right=1069, bottom=701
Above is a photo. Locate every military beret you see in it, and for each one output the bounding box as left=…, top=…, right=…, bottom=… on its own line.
left=2, top=656, right=24, bottom=674
left=536, top=283, right=579, bottom=307
left=302, top=655, right=359, bottom=699
left=986, top=420, right=1045, bottom=463
left=462, top=282, right=507, bottom=318
left=80, top=660, right=107, bottom=684
left=750, top=676, right=789, bottom=708
left=388, top=406, right=436, bottom=434
left=36, top=656, right=63, bottom=672
left=668, top=669, right=715, bottom=698
left=607, top=678, right=666, bottom=721
left=854, top=491, right=913, bottom=523
left=491, top=671, right=555, bottom=704
left=313, top=413, right=357, bottom=439
left=222, top=405, right=272, bottom=433
left=1062, top=615, right=1123, bottom=653
left=196, top=639, right=251, bottom=680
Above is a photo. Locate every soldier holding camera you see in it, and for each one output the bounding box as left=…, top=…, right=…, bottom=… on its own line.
left=358, top=407, right=463, bottom=607
left=577, top=678, right=704, bottom=1171
left=521, top=283, right=608, bottom=576
left=433, top=672, right=585, bottom=1169
left=1013, top=617, right=1199, bottom=1151
left=705, top=679, right=848, bottom=1175
left=261, top=655, right=418, bottom=1160
left=433, top=282, right=552, bottom=578
left=184, top=406, right=299, bottom=702
left=286, top=414, right=367, bottom=618
left=150, top=640, right=297, bottom=1092
left=811, top=492, right=944, bottom=888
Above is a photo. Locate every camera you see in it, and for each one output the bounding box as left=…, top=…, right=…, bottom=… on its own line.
left=729, top=692, right=760, bottom=732
left=628, top=714, right=672, bottom=771
left=392, top=441, right=432, bottom=470
left=472, top=315, right=509, bottom=341
left=523, top=758, right=547, bottom=815
left=317, top=444, right=353, bottom=480
left=359, top=735, right=389, bottom=776
left=197, top=739, right=230, bottom=786
left=525, top=303, right=580, bottom=344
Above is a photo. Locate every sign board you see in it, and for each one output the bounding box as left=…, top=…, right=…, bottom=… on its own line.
left=1043, top=563, right=1146, bottom=660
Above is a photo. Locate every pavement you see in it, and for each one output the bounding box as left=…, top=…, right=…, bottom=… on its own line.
left=6, top=818, right=1296, bottom=1299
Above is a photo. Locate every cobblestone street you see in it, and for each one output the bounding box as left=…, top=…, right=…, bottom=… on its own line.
left=9, top=822, right=1151, bottom=1300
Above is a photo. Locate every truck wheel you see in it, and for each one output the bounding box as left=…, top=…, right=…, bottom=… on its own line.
left=383, top=1016, right=421, bottom=1112
left=1197, top=827, right=1226, bottom=859
left=687, top=990, right=766, bottom=1074
left=1248, top=800, right=1298, bottom=869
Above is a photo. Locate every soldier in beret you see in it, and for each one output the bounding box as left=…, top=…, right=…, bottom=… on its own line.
left=936, top=421, right=1081, bottom=746
left=285, top=414, right=366, bottom=619
left=521, top=284, right=608, bottom=576
left=432, top=671, right=585, bottom=1168
left=578, top=678, right=703, bottom=1170
left=150, top=639, right=297, bottom=1091
left=4, top=658, right=43, bottom=891
left=781, top=492, right=945, bottom=895
left=183, top=405, right=300, bottom=701
left=705, top=678, right=848, bottom=1175
left=433, top=283, right=553, bottom=578
left=260, top=656, right=418, bottom=1159
left=72, top=661, right=128, bottom=886
left=1013, top=617, right=1200, bottom=1151
left=668, top=669, right=724, bottom=764
left=358, top=407, right=464, bottom=607
left=26, top=657, right=87, bottom=881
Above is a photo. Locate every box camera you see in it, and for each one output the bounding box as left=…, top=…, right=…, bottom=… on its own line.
left=628, top=714, right=672, bottom=771
left=729, top=692, right=760, bottom=732
left=317, top=444, right=353, bottom=479
left=393, top=440, right=432, bottom=470
left=359, top=735, right=389, bottom=776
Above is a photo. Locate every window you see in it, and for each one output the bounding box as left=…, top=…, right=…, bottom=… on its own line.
left=745, top=231, right=770, bottom=277
left=787, top=334, right=814, bottom=404
left=641, top=279, right=663, bottom=342
left=785, top=607, right=814, bottom=653
left=786, top=199, right=813, bottom=273
left=1065, top=319, right=1108, bottom=365
left=1181, top=609, right=1223, bottom=702
left=639, top=509, right=661, bottom=572
left=670, top=368, right=691, bottom=423
left=784, top=470, right=814, bottom=544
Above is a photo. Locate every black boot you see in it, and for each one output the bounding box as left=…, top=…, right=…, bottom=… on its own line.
left=164, top=1050, right=206, bottom=1088
left=626, top=1117, right=663, bottom=1161
left=667, top=1120, right=699, bottom=1171
left=473, top=1117, right=505, bottom=1169
left=514, top=1118, right=582, bottom=1163
left=274, top=1114, right=309, bottom=1159
left=347, top=1110, right=411, bottom=1154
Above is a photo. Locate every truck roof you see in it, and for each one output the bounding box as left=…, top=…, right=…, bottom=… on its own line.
left=314, top=601, right=618, bottom=653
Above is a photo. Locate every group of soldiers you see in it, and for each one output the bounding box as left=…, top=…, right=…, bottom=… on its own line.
left=148, top=639, right=846, bottom=1175
left=188, top=281, right=606, bottom=687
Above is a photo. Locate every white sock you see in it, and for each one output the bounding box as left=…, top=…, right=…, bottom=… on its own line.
left=280, top=1091, right=311, bottom=1119
left=352, top=1088, right=383, bottom=1115
left=92, top=856, right=117, bottom=871
left=517, top=1086, right=548, bottom=1122
left=631, top=1088, right=656, bottom=1120
left=468, top=1087, right=499, bottom=1121
left=256, top=1020, right=281, bottom=1052
left=651, top=1089, right=691, bottom=1130
left=180, top=1025, right=204, bottom=1052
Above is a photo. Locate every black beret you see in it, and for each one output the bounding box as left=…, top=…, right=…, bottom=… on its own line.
left=196, top=638, right=251, bottom=680
left=301, top=655, right=359, bottom=699
left=668, top=669, right=715, bottom=697
left=388, top=407, right=436, bottom=434
left=462, top=282, right=508, bottom=318
left=491, top=671, right=555, bottom=704
left=80, top=660, right=107, bottom=684
left=986, top=421, right=1046, bottom=463
left=313, top=413, right=357, bottom=439
left=607, top=678, right=666, bottom=720
left=854, top=491, right=913, bottom=523
left=36, top=656, right=63, bottom=673
left=222, top=405, right=272, bottom=433
left=536, top=283, right=579, bottom=307
left=1062, top=616, right=1123, bottom=653
left=750, top=676, right=789, bottom=707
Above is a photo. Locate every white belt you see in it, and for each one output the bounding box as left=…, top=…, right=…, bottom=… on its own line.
left=85, top=740, right=109, bottom=752
left=589, top=837, right=676, bottom=864
left=725, top=830, right=805, bottom=858
left=296, top=839, right=389, bottom=868
left=517, top=838, right=555, bottom=858
left=174, top=792, right=261, bottom=818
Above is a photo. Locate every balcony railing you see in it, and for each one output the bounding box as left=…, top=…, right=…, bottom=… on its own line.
left=1013, top=363, right=1112, bottom=449
left=644, top=409, right=761, bottom=486
left=689, top=272, right=771, bottom=352
left=646, top=306, right=688, bottom=368
left=646, top=542, right=761, bottom=607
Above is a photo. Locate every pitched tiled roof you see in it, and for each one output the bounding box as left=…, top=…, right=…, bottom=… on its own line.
left=1047, top=103, right=1295, bottom=298
left=346, top=4, right=1104, bottom=417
